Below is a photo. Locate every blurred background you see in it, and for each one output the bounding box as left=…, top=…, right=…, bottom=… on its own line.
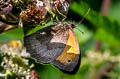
left=0, top=0, right=120, bottom=79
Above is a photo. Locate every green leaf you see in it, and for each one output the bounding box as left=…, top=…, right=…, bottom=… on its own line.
left=0, top=28, right=24, bottom=43
left=37, top=65, right=61, bottom=79
left=25, top=22, right=54, bottom=36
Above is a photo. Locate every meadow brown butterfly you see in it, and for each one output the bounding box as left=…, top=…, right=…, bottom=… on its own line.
left=24, top=22, right=81, bottom=74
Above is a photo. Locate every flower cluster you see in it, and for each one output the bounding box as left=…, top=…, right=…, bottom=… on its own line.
left=0, top=40, right=39, bottom=79
left=0, top=0, right=71, bottom=31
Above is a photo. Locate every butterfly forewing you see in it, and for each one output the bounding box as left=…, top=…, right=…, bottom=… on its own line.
left=52, top=28, right=80, bottom=73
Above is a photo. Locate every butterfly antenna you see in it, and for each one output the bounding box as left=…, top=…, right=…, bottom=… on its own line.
left=76, top=27, right=84, bottom=34
left=73, top=8, right=90, bottom=34
left=72, top=21, right=84, bottom=34
left=79, top=8, right=91, bottom=24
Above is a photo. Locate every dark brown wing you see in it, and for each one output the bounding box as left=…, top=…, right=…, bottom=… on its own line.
left=24, top=26, right=68, bottom=63
left=52, top=29, right=81, bottom=74
left=24, top=22, right=81, bottom=74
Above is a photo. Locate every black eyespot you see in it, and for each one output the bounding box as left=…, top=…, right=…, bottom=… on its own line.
left=68, top=60, right=71, bottom=62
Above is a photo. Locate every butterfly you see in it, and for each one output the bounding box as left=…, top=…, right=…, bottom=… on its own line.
left=24, top=22, right=81, bottom=74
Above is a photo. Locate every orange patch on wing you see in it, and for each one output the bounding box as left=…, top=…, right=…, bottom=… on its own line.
left=56, top=29, right=80, bottom=64
left=67, top=29, right=79, bottom=54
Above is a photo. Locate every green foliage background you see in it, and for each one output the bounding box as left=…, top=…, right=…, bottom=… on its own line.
left=0, top=0, right=120, bottom=79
